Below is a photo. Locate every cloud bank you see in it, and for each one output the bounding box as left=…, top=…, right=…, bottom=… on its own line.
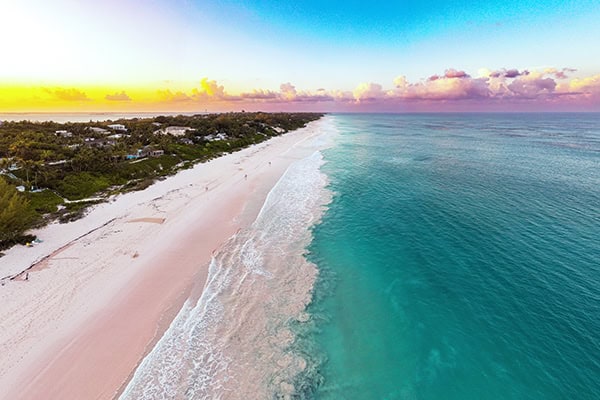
left=44, top=88, right=91, bottom=102
left=150, top=68, right=599, bottom=111
left=5, top=67, right=600, bottom=112
left=105, top=91, right=132, bottom=101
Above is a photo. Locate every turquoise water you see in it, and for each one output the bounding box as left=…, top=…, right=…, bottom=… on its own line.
left=300, top=114, right=600, bottom=399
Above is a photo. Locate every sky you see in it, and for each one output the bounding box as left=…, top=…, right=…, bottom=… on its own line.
left=1, top=0, right=600, bottom=112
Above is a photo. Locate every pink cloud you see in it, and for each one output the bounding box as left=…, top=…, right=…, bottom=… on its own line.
left=489, top=68, right=528, bottom=78
left=152, top=69, right=599, bottom=112
left=390, top=74, right=489, bottom=100
left=353, top=82, right=385, bottom=102
left=558, top=74, right=600, bottom=101
left=507, top=73, right=556, bottom=98
left=294, top=91, right=335, bottom=102
left=240, top=89, right=279, bottom=100
left=280, top=82, right=297, bottom=100
left=444, top=69, right=470, bottom=79
left=240, top=85, right=335, bottom=103
left=544, top=67, right=577, bottom=80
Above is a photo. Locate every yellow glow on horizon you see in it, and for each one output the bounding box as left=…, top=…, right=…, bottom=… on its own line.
left=0, top=75, right=273, bottom=113
left=0, top=82, right=244, bottom=113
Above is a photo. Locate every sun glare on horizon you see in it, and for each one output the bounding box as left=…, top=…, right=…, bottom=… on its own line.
left=1, top=0, right=599, bottom=112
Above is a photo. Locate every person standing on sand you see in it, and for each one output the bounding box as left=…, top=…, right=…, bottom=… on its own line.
left=25, top=272, right=29, bottom=281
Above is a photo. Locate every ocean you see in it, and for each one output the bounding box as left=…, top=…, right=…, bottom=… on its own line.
left=299, top=113, right=600, bottom=399
left=122, top=113, right=600, bottom=399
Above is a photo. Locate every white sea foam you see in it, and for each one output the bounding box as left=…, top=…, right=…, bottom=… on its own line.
left=120, top=121, right=337, bottom=399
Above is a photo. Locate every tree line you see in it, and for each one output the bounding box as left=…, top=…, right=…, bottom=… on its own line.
left=0, top=112, right=323, bottom=250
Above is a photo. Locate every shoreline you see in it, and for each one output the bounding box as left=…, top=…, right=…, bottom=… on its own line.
left=120, top=148, right=334, bottom=399
left=0, top=116, right=333, bottom=399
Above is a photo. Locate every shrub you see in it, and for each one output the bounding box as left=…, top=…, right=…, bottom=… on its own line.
left=0, top=178, right=35, bottom=245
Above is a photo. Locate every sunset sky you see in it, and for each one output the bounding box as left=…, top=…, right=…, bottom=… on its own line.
left=2, top=0, right=600, bottom=112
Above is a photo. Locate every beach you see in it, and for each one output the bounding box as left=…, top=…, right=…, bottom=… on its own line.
left=0, top=116, right=333, bottom=400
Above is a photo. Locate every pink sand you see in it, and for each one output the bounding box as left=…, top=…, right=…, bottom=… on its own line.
left=0, top=118, right=328, bottom=400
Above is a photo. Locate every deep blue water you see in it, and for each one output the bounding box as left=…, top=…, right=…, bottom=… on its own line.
left=299, top=114, right=600, bottom=399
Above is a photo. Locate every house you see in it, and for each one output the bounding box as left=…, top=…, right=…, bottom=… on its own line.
left=107, top=133, right=127, bottom=139
left=46, top=160, right=68, bottom=166
left=128, top=146, right=164, bottom=160
left=154, top=126, right=194, bottom=137
left=84, top=138, right=115, bottom=148
left=107, top=124, right=127, bottom=131
left=88, top=127, right=109, bottom=134
left=179, top=138, right=194, bottom=145
left=204, top=132, right=228, bottom=141
left=126, top=153, right=140, bottom=160
left=141, top=145, right=164, bottom=157
left=55, top=130, right=73, bottom=137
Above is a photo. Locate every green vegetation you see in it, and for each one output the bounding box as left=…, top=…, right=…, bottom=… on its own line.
left=26, top=189, right=63, bottom=214
left=0, top=112, right=323, bottom=250
left=0, top=178, right=35, bottom=249
left=58, top=172, right=111, bottom=200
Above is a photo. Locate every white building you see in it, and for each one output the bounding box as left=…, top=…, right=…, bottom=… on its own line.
left=55, top=130, right=73, bottom=137
left=107, top=124, right=127, bottom=131
left=154, top=126, right=195, bottom=137
left=204, top=132, right=228, bottom=141
left=88, top=127, right=109, bottom=134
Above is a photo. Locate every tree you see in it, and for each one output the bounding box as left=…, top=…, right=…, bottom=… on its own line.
left=0, top=178, right=34, bottom=244
left=0, top=157, right=10, bottom=172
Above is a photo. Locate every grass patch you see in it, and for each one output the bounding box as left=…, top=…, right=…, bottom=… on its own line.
left=26, top=190, right=64, bottom=214
left=57, top=172, right=111, bottom=200
left=116, top=155, right=180, bottom=180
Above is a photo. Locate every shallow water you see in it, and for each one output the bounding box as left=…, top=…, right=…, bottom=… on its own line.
left=299, top=113, right=600, bottom=399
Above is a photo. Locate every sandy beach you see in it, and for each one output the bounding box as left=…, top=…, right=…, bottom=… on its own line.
left=0, top=117, right=331, bottom=400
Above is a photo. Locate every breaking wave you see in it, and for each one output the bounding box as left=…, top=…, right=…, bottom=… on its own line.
left=120, top=144, right=333, bottom=399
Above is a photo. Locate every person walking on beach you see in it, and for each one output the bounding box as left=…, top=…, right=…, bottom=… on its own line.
left=25, top=272, right=29, bottom=281
left=244, top=174, right=247, bottom=180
